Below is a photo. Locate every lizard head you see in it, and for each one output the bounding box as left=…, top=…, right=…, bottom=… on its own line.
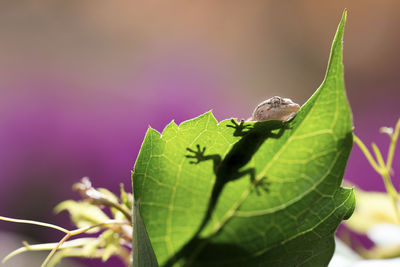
left=250, top=96, right=300, bottom=122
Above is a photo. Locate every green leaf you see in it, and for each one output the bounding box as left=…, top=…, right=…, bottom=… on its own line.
left=99, top=229, right=120, bottom=262
left=132, top=10, right=354, bottom=266
left=120, top=183, right=133, bottom=211
left=133, top=198, right=159, bottom=267
left=54, top=200, right=110, bottom=233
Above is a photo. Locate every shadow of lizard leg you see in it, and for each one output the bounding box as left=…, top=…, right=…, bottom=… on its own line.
left=232, top=168, right=271, bottom=195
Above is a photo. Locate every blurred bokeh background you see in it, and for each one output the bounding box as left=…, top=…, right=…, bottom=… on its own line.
left=0, top=1, right=399, bottom=266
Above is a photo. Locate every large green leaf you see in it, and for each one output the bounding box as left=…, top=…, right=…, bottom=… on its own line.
left=132, top=10, right=354, bottom=266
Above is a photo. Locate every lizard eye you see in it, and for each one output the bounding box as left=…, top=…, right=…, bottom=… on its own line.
left=271, top=97, right=281, bottom=106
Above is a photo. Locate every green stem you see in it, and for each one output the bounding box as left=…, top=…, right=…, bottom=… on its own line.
left=381, top=172, right=400, bottom=223
left=387, top=118, right=400, bottom=171
left=353, top=135, right=381, bottom=173
left=372, top=143, right=385, bottom=170
left=0, top=216, right=69, bottom=234
left=41, top=233, right=71, bottom=267
left=2, top=238, right=95, bottom=264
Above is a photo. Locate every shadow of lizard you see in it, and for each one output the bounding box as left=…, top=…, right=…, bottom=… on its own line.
left=186, top=119, right=288, bottom=239
left=162, top=119, right=290, bottom=267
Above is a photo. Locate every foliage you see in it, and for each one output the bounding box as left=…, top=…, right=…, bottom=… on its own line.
left=132, top=10, right=355, bottom=267
left=0, top=178, right=133, bottom=267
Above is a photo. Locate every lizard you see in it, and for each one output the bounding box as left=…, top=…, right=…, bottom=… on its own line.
left=248, top=95, right=300, bottom=122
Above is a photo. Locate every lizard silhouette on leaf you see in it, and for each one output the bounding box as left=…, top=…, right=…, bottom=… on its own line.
left=186, top=118, right=289, bottom=237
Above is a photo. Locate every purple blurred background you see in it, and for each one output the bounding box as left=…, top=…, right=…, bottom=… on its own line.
left=0, top=1, right=399, bottom=266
